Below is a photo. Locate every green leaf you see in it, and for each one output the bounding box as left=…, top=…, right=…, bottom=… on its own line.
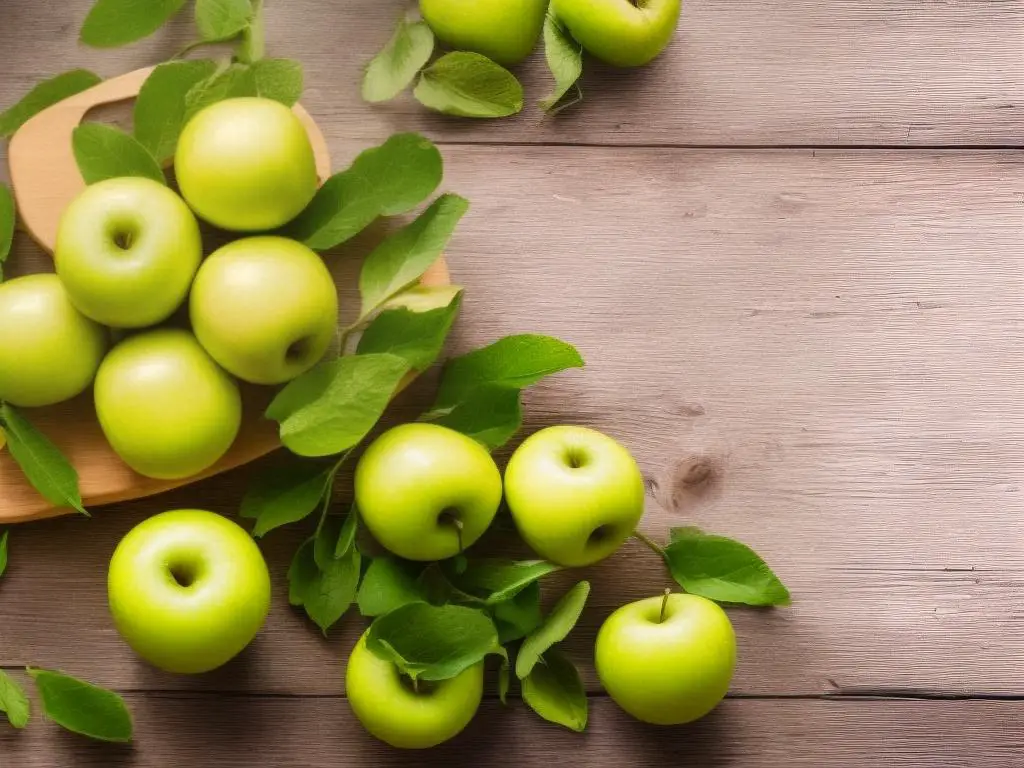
left=0, top=70, right=102, bottom=139
left=288, top=133, right=443, bottom=251
left=81, top=0, right=187, bottom=48
left=498, top=655, right=511, bottom=705
left=665, top=527, right=792, bottom=606
left=195, top=0, right=253, bottom=40
left=521, top=647, right=587, bottom=732
left=334, top=506, right=360, bottom=560
left=183, top=63, right=254, bottom=119
left=72, top=124, right=165, bottom=186
left=0, top=669, right=29, bottom=729
left=134, top=59, right=219, bottom=162
left=540, top=15, right=583, bottom=113
left=516, top=581, right=590, bottom=679
left=0, top=184, right=14, bottom=282
left=29, top=669, right=132, bottom=742
left=435, top=335, right=584, bottom=409
left=453, top=559, right=559, bottom=604
left=382, top=284, right=464, bottom=314
left=491, top=581, right=543, bottom=644
left=357, top=557, right=427, bottom=617
left=359, top=194, right=469, bottom=316
left=0, top=404, right=85, bottom=515
left=357, top=291, right=463, bottom=371
left=363, top=19, right=435, bottom=103
left=366, top=603, right=498, bottom=681
left=0, top=530, right=8, bottom=580
left=314, top=512, right=349, bottom=571
left=427, top=384, right=523, bottom=450
left=287, top=538, right=318, bottom=607
left=240, top=461, right=333, bottom=538
left=304, top=542, right=361, bottom=634
left=266, top=354, right=411, bottom=458
left=251, top=58, right=304, bottom=106
left=414, top=52, right=524, bottom=118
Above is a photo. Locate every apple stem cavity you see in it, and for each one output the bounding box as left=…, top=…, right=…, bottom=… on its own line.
left=658, top=588, right=671, bottom=623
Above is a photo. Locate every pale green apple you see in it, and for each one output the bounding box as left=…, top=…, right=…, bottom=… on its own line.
left=595, top=593, right=736, bottom=724
left=504, top=425, right=645, bottom=567
left=108, top=509, right=271, bottom=675
left=94, top=329, right=242, bottom=480
left=175, top=97, right=318, bottom=232
left=54, top=177, right=202, bottom=328
left=346, top=630, right=483, bottom=749
left=552, top=0, right=682, bottom=67
left=189, top=236, right=338, bottom=385
left=0, top=274, right=107, bottom=407
left=419, top=0, right=547, bottom=65
left=354, top=423, right=502, bottom=561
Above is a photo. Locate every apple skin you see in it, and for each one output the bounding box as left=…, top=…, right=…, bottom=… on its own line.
left=551, top=0, right=682, bottom=67
left=108, top=509, right=271, bottom=675
left=0, top=274, right=108, bottom=407
left=346, top=630, right=484, bottom=749
left=94, top=329, right=242, bottom=480
left=504, top=425, right=645, bottom=567
left=175, top=97, right=318, bottom=232
left=55, top=177, right=202, bottom=328
left=189, top=236, right=339, bottom=385
left=596, top=593, right=736, bottom=725
left=354, top=424, right=503, bottom=562
left=419, top=0, right=547, bottom=66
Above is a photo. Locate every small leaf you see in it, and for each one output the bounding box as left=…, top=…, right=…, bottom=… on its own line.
left=363, top=19, right=435, bottom=103
left=0, top=669, right=29, bottom=729
left=491, top=581, right=543, bottom=644
left=287, top=133, right=443, bottom=251
left=29, top=669, right=132, bottom=743
left=359, top=194, right=469, bottom=316
left=195, top=0, right=253, bottom=41
left=287, top=538, right=318, bottom=607
left=358, top=291, right=463, bottom=371
left=427, top=384, right=523, bottom=450
left=0, top=404, right=85, bottom=515
left=0, top=70, right=102, bottom=139
left=357, top=557, right=427, bottom=617
left=435, top=335, right=584, bottom=409
left=304, top=543, right=361, bottom=634
left=240, top=461, right=332, bottom=538
left=252, top=58, right=304, bottom=106
left=665, top=528, right=791, bottom=606
left=334, top=506, right=359, bottom=560
left=414, top=52, right=524, bottom=118
left=516, top=581, right=590, bottom=679
left=366, top=603, right=498, bottom=681
left=72, top=124, right=165, bottom=186
left=0, top=530, right=8, bottom=580
left=183, top=63, right=255, bottom=119
left=81, top=0, right=187, bottom=48
left=266, top=354, right=411, bottom=458
left=314, top=513, right=345, bottom=571
left=540, top=15, right=583, bottom=113
left=453, top=559, right=559, bottom=604
left=382, top=284, right=464, bottom=314
left=521, top=648, right=587, bottom=732
left=498, top=655, right=511, bottom=705
left=0, top=184, right=14, bottom=282
left=134, top=59, right=219, bottom=162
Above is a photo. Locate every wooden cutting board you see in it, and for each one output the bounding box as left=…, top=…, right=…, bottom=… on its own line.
left=0, top=67, right=449, bottom=524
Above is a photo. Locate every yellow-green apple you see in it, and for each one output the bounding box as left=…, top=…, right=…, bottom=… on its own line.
left=419, top=0, right=547, bottom=65
left=94, top=329, right=242, bottom=480
left=175, top=97, right=318, bottom=231
left=354, top=424, right=502, bottom=561
left=595, top=593, right=736, bottom=724
left=0, top=274, right=108, bottom=407
left=504, top=425, right=645, bottom=567
left=346, top=630, right=483, bottom=749
left=54, top=177, right=202, bottom=328
left=108, top=509, right=271, bottom=674
left=551, top=0, right=682, bottom=67
left=189, top=236, right=338, bottom=385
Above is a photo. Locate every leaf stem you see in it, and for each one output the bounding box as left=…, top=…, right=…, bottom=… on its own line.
left=314, top=452, right=351, bottom=535
left=659, top=587, right=671, bottom=623
left=633, top=530, right=666, bottom=560
left=237, top=0, right=266, bottom=63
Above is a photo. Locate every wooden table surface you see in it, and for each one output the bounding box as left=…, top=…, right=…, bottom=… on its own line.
left=3, top=1, right=1023, bottom=765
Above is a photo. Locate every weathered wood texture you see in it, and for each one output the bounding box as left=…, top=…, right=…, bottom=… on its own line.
left=1, top=0, right=1023, bottom=147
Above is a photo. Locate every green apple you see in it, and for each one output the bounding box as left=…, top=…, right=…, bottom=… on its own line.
left=346, top=630, right=483, bottom=749
left=419, top=0, right=547, bottom=66
left=595, top=593, right=736, bottom=724
left=54, top=177, right=202, bottom=328
left=189, top=236, right=338, bottom=385
left=94, top=329, right=242, bottom=480
left=551, top=0, right=682, bottom=67
left=504, top=425, right=645, bottom=567
left=175, top=97, right=318, bottom=232
left=108, top=509, right=271, bottom=674
left=0, top=274, right=107, bottom=407
left=354, top=423, right=502, bottom=561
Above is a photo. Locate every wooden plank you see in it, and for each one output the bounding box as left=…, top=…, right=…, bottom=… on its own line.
left=3, top=148, right=1024, bottom=698
left=1, top=0, right=1024, bottom=147
left=1, top=694, right=1020, bottom=767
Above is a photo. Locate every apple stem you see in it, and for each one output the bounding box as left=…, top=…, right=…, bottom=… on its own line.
left=659, top=588, right=671, bottom=623
left=452, top=517, right=464, bottom=554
